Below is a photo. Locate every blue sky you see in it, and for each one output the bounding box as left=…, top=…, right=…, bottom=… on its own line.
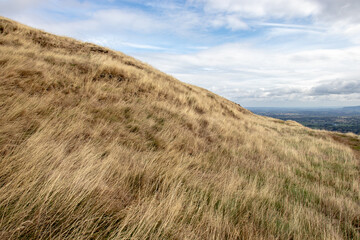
left=1, top=0, right=360, bottom=107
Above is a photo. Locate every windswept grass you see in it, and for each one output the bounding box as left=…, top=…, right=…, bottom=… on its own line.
left=0, top=17, right=359, bottom=239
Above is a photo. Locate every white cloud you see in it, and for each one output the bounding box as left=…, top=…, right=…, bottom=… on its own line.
left=0, top=0, right=46, bottom=13
left=24, top=8, right=168, bottom=36
left=210, top=14, right=248, bottom=30
left=120, top=42, right=166, bottom=50
left=135, top=43, right=360, bottom=106
left=189, top=0, right=360, bottom=44
left=89, top=9, right=167, bottom=33
left=189, top=0, right=321, bottom=18
left=309, top=79, right=360, bottom=96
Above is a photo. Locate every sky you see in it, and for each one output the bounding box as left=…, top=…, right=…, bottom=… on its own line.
left=1, top=0, right=360, bottom=107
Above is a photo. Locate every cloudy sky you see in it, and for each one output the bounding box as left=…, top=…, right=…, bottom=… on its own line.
left=1, top=0, right=360, bottom=107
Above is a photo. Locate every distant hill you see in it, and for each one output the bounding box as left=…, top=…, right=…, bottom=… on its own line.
left=249, top=107, right=360, bottom=134
left=0, top=17, right=359, bottom=239
left=343, top=106, right=360, bottom=113
left=343, top=106, right=360, bottom=109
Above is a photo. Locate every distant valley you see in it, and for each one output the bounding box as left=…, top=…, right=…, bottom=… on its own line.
left=249, top=106, right=360, bottom=134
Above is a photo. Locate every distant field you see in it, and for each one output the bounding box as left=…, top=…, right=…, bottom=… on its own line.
left=249, top=107, right=360, bottom=134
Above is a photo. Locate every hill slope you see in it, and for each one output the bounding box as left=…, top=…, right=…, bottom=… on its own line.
left=0, top=17, right=359, bottom=239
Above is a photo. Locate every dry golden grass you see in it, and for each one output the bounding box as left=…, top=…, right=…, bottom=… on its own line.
left=0, top=17, right=359, bottom=239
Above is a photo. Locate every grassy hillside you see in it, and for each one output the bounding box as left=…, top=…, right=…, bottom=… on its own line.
left=0, top=17, right=359, bottom=239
